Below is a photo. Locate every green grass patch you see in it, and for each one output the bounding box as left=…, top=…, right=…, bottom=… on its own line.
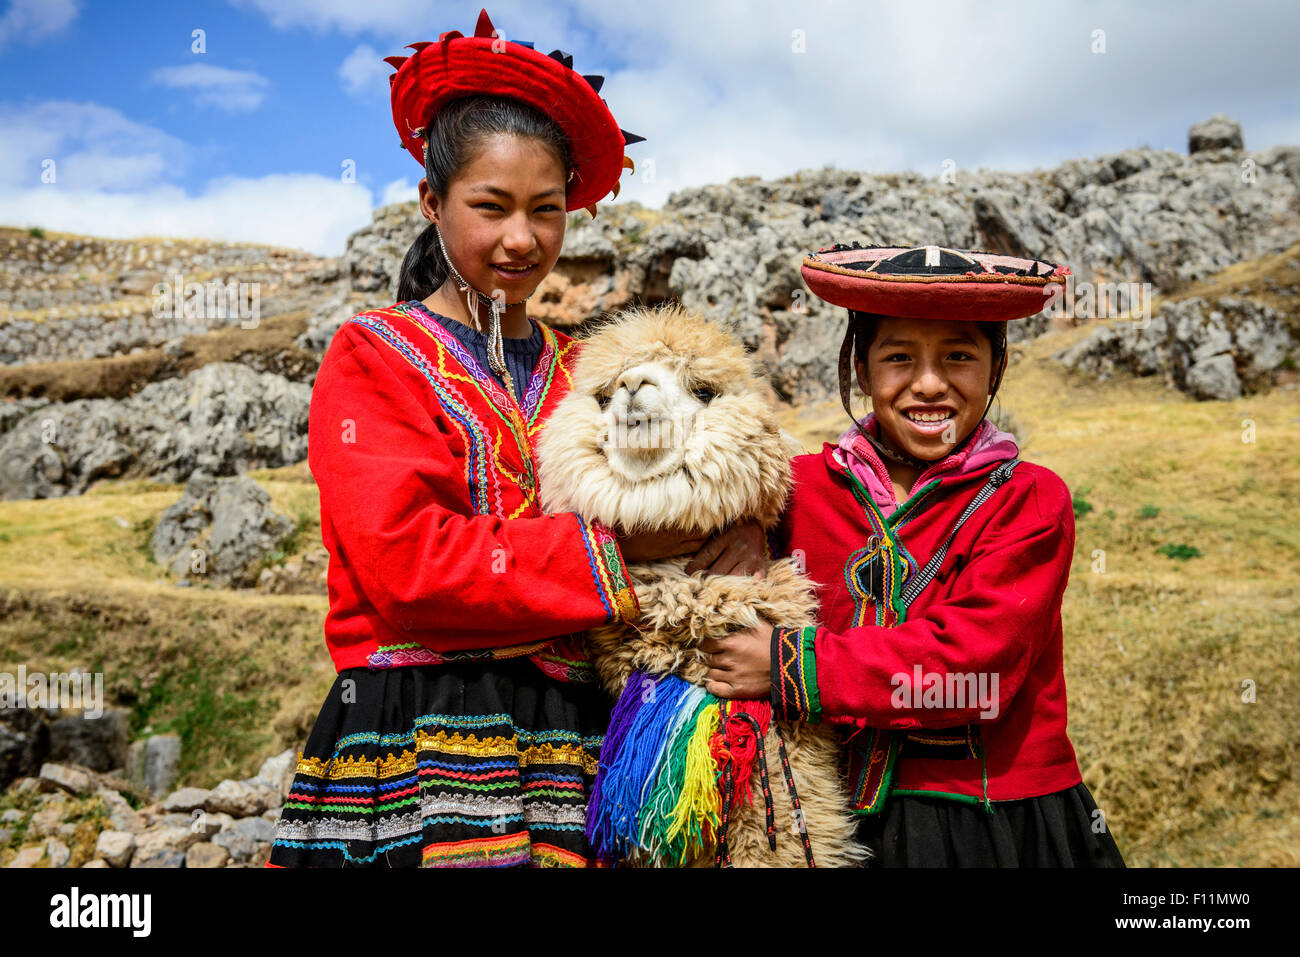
left=1072, top=485, right=1094, bottom=519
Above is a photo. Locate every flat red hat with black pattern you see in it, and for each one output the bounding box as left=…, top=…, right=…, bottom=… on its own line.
left=387, top=8, right=643, bottom=216
left=804, top=244, right=1072, bottom=457
left=801, top=243, right=1070, bottom=321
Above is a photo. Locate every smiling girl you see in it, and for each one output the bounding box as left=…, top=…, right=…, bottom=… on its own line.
left=268, top=11, right=762, bottom=869
left=703, top=244, right=1125, bottom=867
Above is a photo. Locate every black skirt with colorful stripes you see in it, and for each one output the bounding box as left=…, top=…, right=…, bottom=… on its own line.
left=268, top=660, right=609, bottom=867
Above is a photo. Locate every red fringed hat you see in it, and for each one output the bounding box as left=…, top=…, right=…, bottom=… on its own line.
left=801, top=243, right=1069, bottom=321
left=387, top=8, right=643, bottom=216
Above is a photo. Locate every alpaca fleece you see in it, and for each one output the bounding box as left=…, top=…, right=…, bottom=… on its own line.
left=537, top=304, right=865, bottom=868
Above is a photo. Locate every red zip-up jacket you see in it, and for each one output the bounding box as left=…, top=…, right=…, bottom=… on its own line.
left=307, top=301, right=638, bottom=674
left=769, top=417, right=1083, bottom=806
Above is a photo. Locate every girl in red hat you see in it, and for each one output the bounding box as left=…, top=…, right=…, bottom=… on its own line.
left=702, top=245, right=1125, bottom=867
left=268, top=10, right=763, bottom=868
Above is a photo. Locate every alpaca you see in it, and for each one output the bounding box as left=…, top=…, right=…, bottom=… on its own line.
left=537, top=303, right=865, bottom=868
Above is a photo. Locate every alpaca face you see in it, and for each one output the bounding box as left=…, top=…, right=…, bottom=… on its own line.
left=538, top=304, right=792, bottom=535
left=601, top=358, right=710, bottom=483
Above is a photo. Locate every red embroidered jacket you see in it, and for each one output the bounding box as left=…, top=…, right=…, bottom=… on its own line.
left=307, top=301, right=638, bottom=674
left=769, top=441, right=1084, bottom=806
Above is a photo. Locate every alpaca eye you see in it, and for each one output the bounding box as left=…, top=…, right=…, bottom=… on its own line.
left=596, top=393, right=612, bottom=411
left=692, top=386, right=717, bottom=404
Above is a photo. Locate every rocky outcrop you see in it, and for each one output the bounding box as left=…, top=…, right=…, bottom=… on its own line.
left=294, top=286, right=367, bottom=353
left=1053, top=295, right=1296, bottom=400
left=256, top=544, right=329, bottom=595
left=3, top=708, right=152, bottom=793
left=0, top=707, right=48, bottom=786
left=0, top=228, right=330, bottom=366
left=1189, top=113, right=1244, bottom=155
left=150, top=473, right=296, bottom=588
left=48, top=710, right=129, bottom=773
left=0, top=362, right=309, bottom=499
left=125, top=735, right=181, bottom=800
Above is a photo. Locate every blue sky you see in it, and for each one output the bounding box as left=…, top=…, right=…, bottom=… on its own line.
left=4, top=2, right=391, bottom=190
left=2, top=0, right=1298, bottom=256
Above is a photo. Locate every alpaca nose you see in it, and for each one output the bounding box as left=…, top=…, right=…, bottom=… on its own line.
left=617, top=367, right=659, bottom=397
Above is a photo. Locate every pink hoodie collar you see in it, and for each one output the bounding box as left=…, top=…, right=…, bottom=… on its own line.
left=831, top=412, right=1019, bottom=517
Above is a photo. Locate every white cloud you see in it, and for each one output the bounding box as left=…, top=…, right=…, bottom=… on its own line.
left=566, top=0, right=1300, bottom=208
left=0, top=174, right=375, bottom=256
left=224, top=0, right=1300, bottom=212
left=0, top=0, right=78, bottom=50
left=150, top=63, right=271, bottom=113
left=0, top=100, right=374, bottom=255
left=380, top=176, right=417, bottom=206
left=339, top=43, right=390, bottom=99
left=0, top=100, right=189, bottom=191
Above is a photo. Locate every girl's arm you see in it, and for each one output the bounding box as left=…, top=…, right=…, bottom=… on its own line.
left=308, top=322, right=639, bottom=651
left=770, top=469, right=1076, bottom=729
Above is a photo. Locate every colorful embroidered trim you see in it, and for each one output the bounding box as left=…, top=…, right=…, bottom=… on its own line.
left=349, top=310, right=499, bottom=516
left=844, top=726, right=902, bottom=815
left=366, top=640, right=549, bottom=669
left=888, top=478, right=943, bottom=528
left=521, top=325, right=559, bottom=425
left=836, top=469, right=923, bottom=815
left=771, top=625, right=820, bottom=723
left=404, top=301, right=529, bottom=444
left=530, top=842, right=589, bottom=867
left=271, top=710, right=602, bottom=868
left=363, top=637, right=596, bottom=684
left=579, top=517, right=640, bottom=624
left=422, top=831, right=531, bottom=867
left=841, top=471, right=923, bottom=629
left=350, top=304, right=573, bottom=518
left=526, top=641, right=598, bottom=685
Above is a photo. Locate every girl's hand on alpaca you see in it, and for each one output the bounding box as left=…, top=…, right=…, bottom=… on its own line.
left=617, top=528, right=709, bottom=563
left=701, top=620, right=773, bottom=699
left=684, top=519, right=767, bottom=579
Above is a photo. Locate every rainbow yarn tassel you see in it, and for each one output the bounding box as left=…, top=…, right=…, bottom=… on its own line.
left=662, top=698, right=722, bottom=860
left=589, top=669, right=730, bottom=865
left=637, top=688, right=721, bottom=864
left=589, top=671, right=696, bottom=861
left=586, top=672, right=650, bottom=856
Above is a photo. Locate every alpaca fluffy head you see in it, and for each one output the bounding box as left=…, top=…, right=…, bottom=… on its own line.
left=537, top=304, right=792, bottom=535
